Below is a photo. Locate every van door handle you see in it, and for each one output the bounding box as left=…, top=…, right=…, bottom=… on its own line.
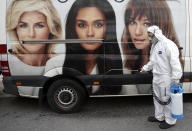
left=22, top=39, right=103, bottom=44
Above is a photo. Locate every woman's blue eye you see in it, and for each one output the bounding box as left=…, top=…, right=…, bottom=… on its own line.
left=144, top=22, right=151, bottom=27
left=95, top=23, right=103, bottom=28
left=18, top=23, right=27, bottom=28
left=36, top=23, right=44, bottom=28
left=129, top=21, right=136, bottom=25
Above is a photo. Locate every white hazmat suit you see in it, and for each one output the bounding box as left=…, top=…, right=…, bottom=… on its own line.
left=142, top=26, right=183, bottom=125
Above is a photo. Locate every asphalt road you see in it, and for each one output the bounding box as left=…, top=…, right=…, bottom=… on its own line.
left=0, top=78, right=192, bottom=131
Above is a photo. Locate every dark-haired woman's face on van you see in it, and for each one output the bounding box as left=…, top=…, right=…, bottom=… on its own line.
left=128, top=15, right=151, bottom=49
left=75, top=7, right=106, bottom=51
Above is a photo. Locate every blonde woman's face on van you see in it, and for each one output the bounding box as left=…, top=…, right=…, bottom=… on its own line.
left=16, top=11, right=50, bottom=53
left=75, top=7, right=106, bottom=51
left=128, top=16, right=151, bottom=49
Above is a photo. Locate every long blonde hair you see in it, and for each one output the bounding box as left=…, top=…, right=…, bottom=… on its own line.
left=6, top=0, right=62, bottom=58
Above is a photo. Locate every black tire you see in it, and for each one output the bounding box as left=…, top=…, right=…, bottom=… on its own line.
left=47, top=79, right=86, bottom=113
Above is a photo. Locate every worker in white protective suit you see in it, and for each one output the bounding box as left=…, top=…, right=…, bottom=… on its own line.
left=141, top=25, right=183, bottom=129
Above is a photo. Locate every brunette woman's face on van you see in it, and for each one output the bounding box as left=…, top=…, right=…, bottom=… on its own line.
left=128, top=15, right=151, bottom=49
left=75, top=7, right=106, bottom=51
left=16, top=11, right=50, bottom=53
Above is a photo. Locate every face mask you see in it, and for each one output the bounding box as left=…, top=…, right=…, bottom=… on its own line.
left=149, top=36, right=153, bottom=41
left=150, top=36, right=158, bottom=44
left=148, top=32, right=154, bottom=41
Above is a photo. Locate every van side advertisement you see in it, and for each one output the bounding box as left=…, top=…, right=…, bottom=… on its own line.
left=6, top=0, right=191, bottom=95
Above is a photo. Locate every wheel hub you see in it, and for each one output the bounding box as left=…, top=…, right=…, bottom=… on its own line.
left=57, top=88, right=75, bottom=105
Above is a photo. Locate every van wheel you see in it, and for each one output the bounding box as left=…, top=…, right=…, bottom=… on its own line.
left=47, top=79, right=86, bottom=113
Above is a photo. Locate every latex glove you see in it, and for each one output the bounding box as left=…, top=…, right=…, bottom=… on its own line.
left=174, top=79, right=180, bottom=84
left=140, top=67, right=146, bottom=72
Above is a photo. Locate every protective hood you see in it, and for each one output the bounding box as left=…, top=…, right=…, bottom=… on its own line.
left=147, top=25, right=166, bottom=41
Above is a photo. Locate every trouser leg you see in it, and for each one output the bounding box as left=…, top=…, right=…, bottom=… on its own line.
left=163, top=77, right=176, bottom=125
left=153, top=97, right=164, bottom=121
left=154, top=75, right=176, bottom=125
left=165, top=104, right=177, bottom=125
left=153, top=77, right=164, bottom=121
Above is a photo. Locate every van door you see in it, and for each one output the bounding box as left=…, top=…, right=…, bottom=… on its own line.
left=0, top=0, right=7, bottom=75
left=0, top=0, right=6, bottom=45
left=182, top=0, right=192, bottom=93
left=189, top=0, right=192, bottom=92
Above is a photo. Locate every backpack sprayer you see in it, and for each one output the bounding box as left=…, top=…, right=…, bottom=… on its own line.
left=170, top=83, right=184, bottom=119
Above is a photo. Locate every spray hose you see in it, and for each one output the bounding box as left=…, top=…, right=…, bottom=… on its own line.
left=152, top=88, right=171, bottom=105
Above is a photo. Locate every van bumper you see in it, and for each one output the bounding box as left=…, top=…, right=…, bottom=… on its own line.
left=2, top=76, right=48, bottom=98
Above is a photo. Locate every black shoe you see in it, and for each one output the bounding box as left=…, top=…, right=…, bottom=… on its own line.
left=148, top=116, right=164, bottom=123
left=159, top=121, right=175, bottom=129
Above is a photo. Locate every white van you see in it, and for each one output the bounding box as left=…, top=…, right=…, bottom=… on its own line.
left=0, top=0, right=191, bottom=113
